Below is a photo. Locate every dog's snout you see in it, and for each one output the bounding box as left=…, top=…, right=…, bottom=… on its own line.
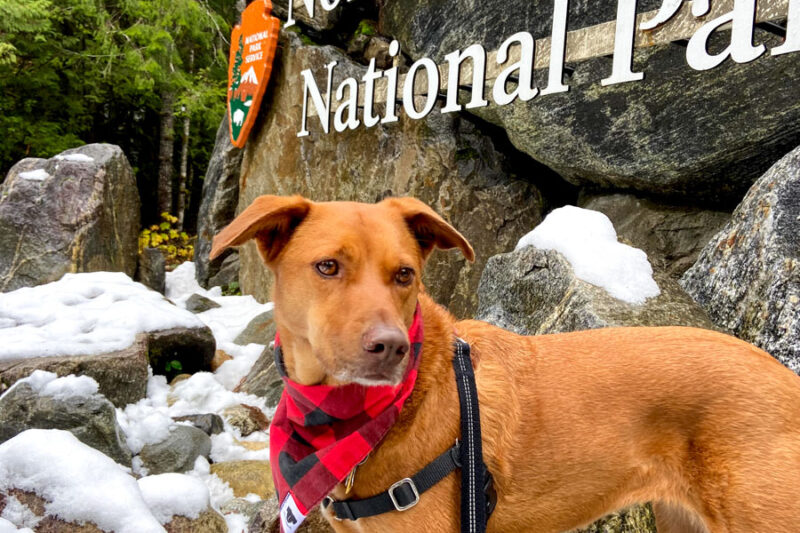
left=362, top=325, right=409, bottom=359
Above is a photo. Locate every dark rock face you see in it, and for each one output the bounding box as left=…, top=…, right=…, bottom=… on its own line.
left=136, top=247, right=166, bottom=294
left=234, top=309, right=276, bottom=346
left=173, top=413, right=225, bottom=436
left=0, top=382, right=132, bottom=465
left=0, top=335, right=150, bottom=408
left=238, top=32, right=544, bottom=318
left=195, top=116, right=244, bottom=289
left=0, top=144, right=140, bottom=292
left=234, top=347, right=283, bottom=410
left=681, top=145, right=800, bottom=373
left=185, top=293, right=221, bottom=314
left=146, top=326, right=216, bottom=377
left=380, top=0, right=660, bottom=61
left=139, top=425, right=212, bottom=475
left=476, top=246, right=715, bottom=336
left=580, top=194, right=730, bottom=278
left=381, top=0, right=800, bottom=203
left=208, top=252, right=240, bottom=289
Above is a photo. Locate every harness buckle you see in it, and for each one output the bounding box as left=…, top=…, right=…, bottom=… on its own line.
left=388, top=478, right=420, bottom=511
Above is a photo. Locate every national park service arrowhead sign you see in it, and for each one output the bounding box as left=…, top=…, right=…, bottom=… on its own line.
left=227, top=0, right=280, bottom=148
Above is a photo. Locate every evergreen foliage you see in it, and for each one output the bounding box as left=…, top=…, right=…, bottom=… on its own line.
left=0, top=0, right=234, bottom=227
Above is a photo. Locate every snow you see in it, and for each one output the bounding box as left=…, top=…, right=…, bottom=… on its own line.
left=138, top=473, right=210, bottom=524
left=0, top=518, right=33, bottom=533
left=516, top=206, right=660, bottom=304
left=1, top=262, right=276, bottom=533
left=0, top=272, right=206, bottom=361
left=17, top=169, right=49, bottom=181
left=54, top=153, right=94, bottom=162
left=224, top=513, right=249, bottom=533
left=0, top=370, right=99, bottom=402
left=0, top=430, right=165, bottom=533
left=0, top=496, right=39, bottom=530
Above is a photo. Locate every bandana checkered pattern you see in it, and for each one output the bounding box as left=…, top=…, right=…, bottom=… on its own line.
left=270, top=305, right=423, bottom=532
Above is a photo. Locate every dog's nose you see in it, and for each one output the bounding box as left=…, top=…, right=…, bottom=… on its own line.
left=362, top=325, right=409, bottom=360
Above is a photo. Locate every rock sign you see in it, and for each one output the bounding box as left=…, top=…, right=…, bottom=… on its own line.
left=228, top=0, right=280, bottom=148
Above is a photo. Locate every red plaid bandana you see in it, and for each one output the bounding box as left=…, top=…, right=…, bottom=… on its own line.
left=270, top=304, right=423, bottom=532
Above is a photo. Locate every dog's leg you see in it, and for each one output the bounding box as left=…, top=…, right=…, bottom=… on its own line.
left=653, top=502, right=709, bottom=533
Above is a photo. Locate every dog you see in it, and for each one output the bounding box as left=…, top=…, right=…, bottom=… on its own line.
left=211, top=195, right=800, bottom=533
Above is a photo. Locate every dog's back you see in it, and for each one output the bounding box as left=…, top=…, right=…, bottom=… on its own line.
left=458, top=320, right=800, bottom=532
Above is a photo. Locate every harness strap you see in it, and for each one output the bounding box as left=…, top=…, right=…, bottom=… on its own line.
left=324, top=442, right=462, bottom=520
left=452, top=338, right=489, bottom=533
left=323, top=339, right=496, bottom=531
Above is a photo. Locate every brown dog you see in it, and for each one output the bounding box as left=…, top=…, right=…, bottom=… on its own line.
left=212, top=195, right=800, bottom=533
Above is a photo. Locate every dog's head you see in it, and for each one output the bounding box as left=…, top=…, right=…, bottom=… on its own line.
left=211, top=195, right=474, bottom=386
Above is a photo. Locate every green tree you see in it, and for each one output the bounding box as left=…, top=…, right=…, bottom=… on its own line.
left=0, top=0, right=232, bottom=229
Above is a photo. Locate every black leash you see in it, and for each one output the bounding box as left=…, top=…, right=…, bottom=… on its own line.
left=323, top=338, right=495, bottom=531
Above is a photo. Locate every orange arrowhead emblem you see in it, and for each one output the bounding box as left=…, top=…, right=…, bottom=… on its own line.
left=227, top=0, right=280, bottom=148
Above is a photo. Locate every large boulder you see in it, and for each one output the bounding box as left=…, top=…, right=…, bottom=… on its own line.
left=476, top=246, right=715, bottom=336
left=234, top=348, right=284, bottom=410
left=0, top=336, right=150, bottom=408
left=681, top=145, right=800, bottom=373
left=0, top=272, right=217, bottom=406
left=381, top=1, right=800, bottom=203
left=0, top=144, right=140, bottom=292
left=195, top=116, right=244, bottom=289
left=237, top=32, right=545, bottom=318
left=580, top=194, right=730, bottom=278
left=0, top=376, right=132, bottom=466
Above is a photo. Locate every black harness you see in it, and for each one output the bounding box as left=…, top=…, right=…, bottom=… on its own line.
left=323, top=338, right=497, bottom=532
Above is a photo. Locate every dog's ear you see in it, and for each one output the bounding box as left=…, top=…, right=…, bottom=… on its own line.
left=210, top=195, right=312, bottom=265
left=383, top=197, right=475, bottom=262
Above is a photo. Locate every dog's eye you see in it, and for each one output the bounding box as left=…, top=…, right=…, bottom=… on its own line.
left=395, top=267, right=414, bottom=286
left=315, top=260, right=339, bottom=277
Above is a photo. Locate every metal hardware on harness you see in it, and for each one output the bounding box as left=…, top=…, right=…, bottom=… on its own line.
left=323, top=338, right=493, bottom=532
left=388, top=478, right=420, bottom=511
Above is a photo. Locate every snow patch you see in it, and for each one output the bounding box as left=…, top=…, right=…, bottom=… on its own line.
left=0, top=272, right=206, bottom=361
left=0, top=430, right=164, bottom=533
left=17, top=169, right=49, bottom=181
left=138, top=473, right=210, bottom=524
left=1, top=370, right=99, bottom=402
left=0, top=495, right=40, bottom=530
left=515, top=206, right=660, bottom=305
left=0, top=517, right=34, bottom=533
left=54, top=153, right=94, bottom=163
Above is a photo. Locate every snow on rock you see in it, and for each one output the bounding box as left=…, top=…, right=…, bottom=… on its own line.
left=0, top=517, right=33, bottom=533
left=165, top=262, right=273, bottom=389
left=516, top=206, right=660, bottom=305
left=0, top=496, right=39, bottom=530
left=17, top=169, right=49, bottom=181
left=54, top=153, right=94, bottom=163
left=0, top=370, right=99, bottom=402
left=0, top=272, right=206, bottom=361
left=188, top=457, right=235, bottom=511
left=138, top=473, right=211, bottom=524
left=0, top=429, right=164, bottom=533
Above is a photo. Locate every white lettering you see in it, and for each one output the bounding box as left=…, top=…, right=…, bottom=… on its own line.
left=601, top=0, right=645, bottom=86
left=687, top=0, right=765, bottom=71
left=403, top=58, right=439, bottom=120
left=442, top=44, right=489, bottom=113
left=492, top=32, right=538, bottom=106
left=298, top=61, right=337, bottom=137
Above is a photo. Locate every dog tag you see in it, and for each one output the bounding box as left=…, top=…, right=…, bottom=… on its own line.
left=344, top=468, right=357, bottom=495
left=345, top=455, right=370, bottom=495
